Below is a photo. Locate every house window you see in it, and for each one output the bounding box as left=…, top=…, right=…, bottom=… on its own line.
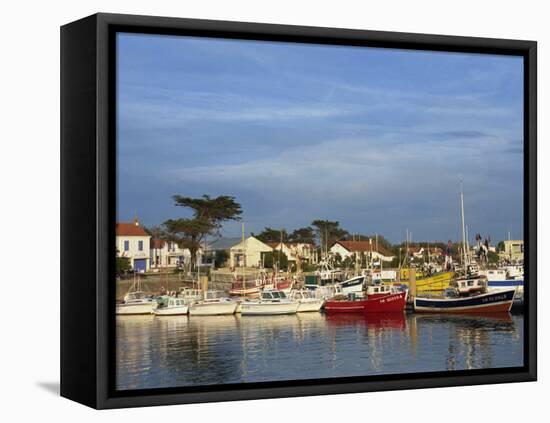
left=138, top=240, right=143, bottom=251
left=124, top=240, right=129, bottom=251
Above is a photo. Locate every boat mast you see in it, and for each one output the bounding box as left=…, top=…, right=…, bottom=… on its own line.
left=242, top=222, right=246, bottom=294
left=460, top=183, right=468, bottom=269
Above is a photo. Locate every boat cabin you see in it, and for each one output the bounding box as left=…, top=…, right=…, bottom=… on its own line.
left=290, top=290, right=317, bottom=301
left=166, top=298, right=186, bottom=308
left=261, top=290, right=288, bottom=302
left=484, top=269, right=507, bottom=281
left=365, top=284, right=395, bottom=296
left=455, top=277, right=487, bottom=295
left=124, top=291, right=148, bottom=303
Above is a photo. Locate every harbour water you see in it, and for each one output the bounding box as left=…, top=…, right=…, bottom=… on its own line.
left=116, top=312, right=523, bottom=391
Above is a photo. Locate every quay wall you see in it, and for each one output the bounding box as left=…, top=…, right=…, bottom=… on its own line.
left=116, top=274, right=233, bottom=301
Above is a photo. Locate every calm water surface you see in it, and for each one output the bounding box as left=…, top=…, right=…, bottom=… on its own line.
left=116, top=312, right=523, bottom=390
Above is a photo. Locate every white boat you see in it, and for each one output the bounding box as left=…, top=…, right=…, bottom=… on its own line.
left=153, top=296, right=189, bottom=316
left=289, top=289, right=324, bottom=312
left=241, top=289, right=299, bottom=315
left=189, top=291, right=237, bottom=315
left=337, top=275, right=366, bottom=296
left=116, top=275, right=157, bottom=315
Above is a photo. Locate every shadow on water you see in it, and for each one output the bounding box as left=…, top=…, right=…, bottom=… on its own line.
left=36, top=381, right=60, bottom=396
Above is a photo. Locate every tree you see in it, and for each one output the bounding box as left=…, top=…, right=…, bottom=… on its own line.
left=172, top=194, right=243, bottom=232
left=311, top=220, right=349, bottom=255
left=116, top=257, right=131, bottom=276
left=162, top=218, right=214, bottom=271
left=165, top=194, right=243, bottom=270
left=214, top=249, right=229, bottom=268
left=262, top=251, right=289, bottom=271
left=288, top=226, right=316, bottom=244
left=254, top=227, right=287, bottom=244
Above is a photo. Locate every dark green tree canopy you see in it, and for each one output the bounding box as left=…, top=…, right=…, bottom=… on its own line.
left=288, top=226, right=316, bottom=244
left=311, top=219, right=349, bottom=252
left=254, top=227, right=288, bottom=244
left=164, top=194, right=243, bottom=270
left=172, top=194, right=242, bottom=230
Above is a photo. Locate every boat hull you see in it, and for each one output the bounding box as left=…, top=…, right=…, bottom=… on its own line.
left=325, top=292, right=407, bottom=313
left=116, top=302, right=156, bottom=315
left=153, top=305, right=189, bottom=316
left=189, top=302, right=237, bottom=316
left=297, top=299, right=324, bottom=312
left=241, top=302, right=299, bottom=315
left=339, top=276, right=365, bottom=295
left=398, top=271, right=454, bottom=294
left=414, top=289, right=516, bottom=313
left=364, top=292, right=407, bottom=313
left=229, top=287, right=261, bottom=298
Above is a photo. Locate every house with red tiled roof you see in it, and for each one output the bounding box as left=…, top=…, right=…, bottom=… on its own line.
left=329, top=240, right=395, bottom=262
left=116, top=218, right=151, bottom=272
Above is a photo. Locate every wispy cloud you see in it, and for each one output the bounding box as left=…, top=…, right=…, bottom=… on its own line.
left=117, top=34, right=524, bottom=241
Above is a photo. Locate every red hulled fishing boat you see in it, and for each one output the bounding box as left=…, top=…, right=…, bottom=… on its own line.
left=324, top=285, right=407, bottom=313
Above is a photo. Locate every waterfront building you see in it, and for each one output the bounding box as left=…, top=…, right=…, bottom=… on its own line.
left=229, top=236, right=273, bottom=268
left=268, top=242, right=318, bottom=264
left=150, top=239, right=204, bottom=270
left=500, top=240, right=524, bottom=261
left=116, top=219, right=151, bottom=272
left=204, top=237, right=242, bottom=268
left=329, top=240, right=395, bottom=262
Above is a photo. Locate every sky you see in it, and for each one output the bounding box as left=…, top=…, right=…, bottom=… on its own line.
left=116, top=32, right=524, bottom=244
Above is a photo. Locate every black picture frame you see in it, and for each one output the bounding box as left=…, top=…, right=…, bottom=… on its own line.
left=60, top=12, right=537, bottom=409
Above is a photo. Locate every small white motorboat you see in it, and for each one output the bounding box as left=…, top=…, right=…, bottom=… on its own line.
left=189, top=291, right=237, bottom=316
left=153, top=296, right=189, bottom=316
left=240, top=289, right=299, bottom=315
left=289, top=289, right=324, bottom=312
left=116, top=275, right=157, bottom=315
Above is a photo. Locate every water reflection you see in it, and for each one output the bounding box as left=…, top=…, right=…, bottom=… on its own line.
left=116, top=312, right=523, bottom=390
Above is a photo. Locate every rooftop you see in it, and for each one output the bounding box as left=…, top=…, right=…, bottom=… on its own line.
left=116, top=222, right=149, bottom=237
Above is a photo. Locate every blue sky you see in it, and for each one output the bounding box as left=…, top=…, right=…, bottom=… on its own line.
left=116, top=33, right=524, bottom=244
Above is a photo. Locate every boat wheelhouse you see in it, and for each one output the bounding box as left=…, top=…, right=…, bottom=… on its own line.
left=289, top=289, right=324, bottom=312
left=154, top=296, right=189, bottom=315
left=240, top=289, right=299, bottom=315
left=188, top=290, right=237, bottom=315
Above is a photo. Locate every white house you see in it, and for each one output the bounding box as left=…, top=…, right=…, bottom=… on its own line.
left=230, top=236, right=273, bottom=268
left=116, top=220, right=151, bottom=272
left=268, top=242, right=318, bottom=264
left=329, top=240, right=395, bottom=263
left=500, top=240, right=524, bottom=261
left=150, top=239, right=203, bottom=270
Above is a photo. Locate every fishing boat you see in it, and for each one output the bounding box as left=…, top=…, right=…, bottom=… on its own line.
left=229, top=281, right=261, bottom=298
left=398, top=271, right=454, bottom=294
left=324, top=285, right=407, bottom=313
left=189, top=290, right=238, bottom=315
left=414, top=288, right=516, bottom=313
left=153, top=296, right=189, bottom=316
left=414, top=185, right=516, bottom=313
left=289, top=289, right=324, bottom=312
left=240, top=289, right=299, bottom=315
left=116, top=274, right=157, bottom=315
left=337, top=275, right=366, bottom=296
left=482, top=268, right=524, bottom=292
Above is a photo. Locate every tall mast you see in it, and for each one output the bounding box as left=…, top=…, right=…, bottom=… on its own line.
left=242, top=222, right=245, bottom=292
left=460, top=183, right=468, bottom=268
